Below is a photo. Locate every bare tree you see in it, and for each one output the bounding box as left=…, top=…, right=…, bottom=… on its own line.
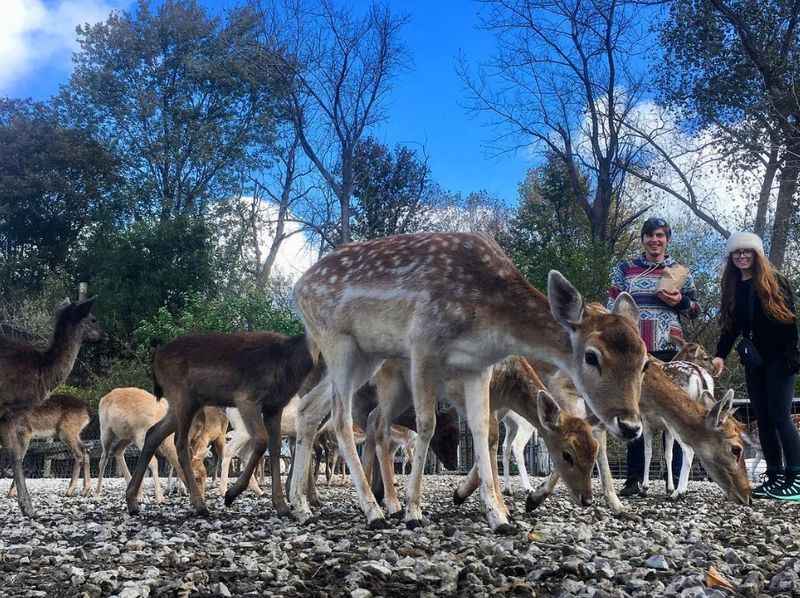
left=260, top=0, right=409, bottom=245
left=460, top=0, right=652, bottom=249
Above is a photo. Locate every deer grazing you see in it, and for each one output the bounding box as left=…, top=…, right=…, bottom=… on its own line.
left=527, top=355, right=751, bottom=512
left=6, top=393, right=92, bottom=498
left=290, top=232, right=644, bottom=532
left=0, top=297, right=103, bottom=516
left=96, top=387, right=208, bottom=502
left=126, top=332, right=318, bottom=517
left=364, top=356, right=597, bottom=524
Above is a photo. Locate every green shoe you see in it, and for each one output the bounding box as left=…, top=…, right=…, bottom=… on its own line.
left=752, top=472, right=784, bottom=499
left=767, top=473, right=800, bottom=501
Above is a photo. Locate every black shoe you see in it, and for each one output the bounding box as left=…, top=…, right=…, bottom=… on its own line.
left=752, top=472, right=784, bottom=499
left=767, top=472, right=800, bottom=501
left=619, top=478, right=640, bottom=497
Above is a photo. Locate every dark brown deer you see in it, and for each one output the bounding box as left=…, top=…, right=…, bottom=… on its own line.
left=6, top=393, right=92, bottom=498
left=126, top=332, right=319, bottom=517
left=0, top=297, right=103, bottom=516
left=290, top=232, right=645, bottom=531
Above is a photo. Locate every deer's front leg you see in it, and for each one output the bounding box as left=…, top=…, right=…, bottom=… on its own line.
left=671, top=443, right=694, bottom=500
left=527, top=472, right=559, bottom=512
left=1, top=421, right=34, bottom=517
left=664, top=431, right=676, bottom=494
left=595, top=428, right=625, bottom=513
left=463, top=367, right=514, bottom=534
left=640, top=428, right=653, bottom=497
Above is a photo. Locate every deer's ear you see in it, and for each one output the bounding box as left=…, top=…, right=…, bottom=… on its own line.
left=537, top=389, right=562, bottom=432
left=612, top=293, right=640, bottom=327
left=73, top=296, right=97, bottom=319
left=705, top=389, right=735, bottom=430
left=669, top=332, right=686, bottom=348
left=548, top=271, right=584, bottom=330
left=699, top=390, right=716, bottom=410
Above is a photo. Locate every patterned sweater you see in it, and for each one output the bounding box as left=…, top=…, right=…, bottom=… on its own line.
left=608, top=255, right=701, bottom=353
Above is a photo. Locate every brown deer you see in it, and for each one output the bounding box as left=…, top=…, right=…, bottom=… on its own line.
left=126, top=332, right=318, bottom=517
left=289, top=232, right=645, bottom=532
left=365, top=356, right=596, bottom=523
left=527, top=359, right=752, bottom=511
left=0, top=297, right=103, bottom=516
left=6, top=393, right=92, bottom=498
left=96, top=387, right=208, bottom=502
left=186, top=406, right=228, bottom=495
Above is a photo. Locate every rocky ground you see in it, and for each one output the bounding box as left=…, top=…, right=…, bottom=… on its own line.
left=0, top=476, right=798, bottom=597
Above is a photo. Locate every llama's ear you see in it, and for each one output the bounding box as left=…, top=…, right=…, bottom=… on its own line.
left=548, top=271, right=584, bottom=330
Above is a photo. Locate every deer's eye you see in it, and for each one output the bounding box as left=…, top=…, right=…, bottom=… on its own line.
left=562, top=451, right=575, bottom=466
left=731, top=445, right=743, bottom=461
left=584, top=351, right=600, bottom=369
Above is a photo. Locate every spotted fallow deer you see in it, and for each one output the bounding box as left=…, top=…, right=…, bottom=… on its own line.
left=365, top=356, right=597, bottom=526
left=527, top=358, right=751, bottom=512
left=0, top=297, right=104, bottom=516
left=290, top=232, right=644, bottom=532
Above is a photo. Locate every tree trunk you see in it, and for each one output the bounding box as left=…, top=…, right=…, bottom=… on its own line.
left=754, top=143, right=780, bottom=237
left=769, top=145, right=800, bottom=268
left=338, top=156, right=354, bottom=246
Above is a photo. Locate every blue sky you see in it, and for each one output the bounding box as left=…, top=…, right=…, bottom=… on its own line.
left=1, top=0, right=533, bottom=205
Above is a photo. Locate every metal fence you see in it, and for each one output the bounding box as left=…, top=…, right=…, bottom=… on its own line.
left=3, top=398, right=799, bottom=484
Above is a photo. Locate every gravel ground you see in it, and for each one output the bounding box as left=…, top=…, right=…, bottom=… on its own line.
left=0, top=476, right=798, bottom=598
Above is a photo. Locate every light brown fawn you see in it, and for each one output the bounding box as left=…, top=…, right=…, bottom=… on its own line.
left=0, top=297, right=103, bottom=516
left=97, top=387, right=211, bottom=502
left=528, top=358, right=752, bottom=511
left=367, top=356, right=597, bottom=528
left=290, top=232, right=645, bottom=532
left=6, top=393, right=92, bottom=498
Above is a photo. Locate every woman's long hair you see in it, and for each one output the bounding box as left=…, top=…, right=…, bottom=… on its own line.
left=720, top=251, right=796, bottom=332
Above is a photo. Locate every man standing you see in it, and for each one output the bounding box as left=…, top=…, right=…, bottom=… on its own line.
left=608, top=217, right=701, bottom=496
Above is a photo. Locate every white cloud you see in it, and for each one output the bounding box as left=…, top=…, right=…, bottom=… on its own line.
left=0, top=0, right=124, bottom=93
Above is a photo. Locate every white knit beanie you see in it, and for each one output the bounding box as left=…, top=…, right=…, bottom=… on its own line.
left=726, top=232, right=765, bottom=257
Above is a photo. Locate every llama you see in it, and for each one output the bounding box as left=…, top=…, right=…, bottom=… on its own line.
left=5, top=393, right=92, bottom=498
left=126, top=332, right=319, bottom=516
left=0, top=297, right=103, bottom=516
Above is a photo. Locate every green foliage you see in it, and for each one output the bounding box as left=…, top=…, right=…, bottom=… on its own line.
left=500, top=157, right=623, bottom=302
left=62, top=0, right=285, bottom=220
left=0, top=99, right=119, bottom=297
left=350, top=137, right=437, bottom=240
left=77, top=216, right=216, bottom=339
left=133, top=288, right=303, bottom=350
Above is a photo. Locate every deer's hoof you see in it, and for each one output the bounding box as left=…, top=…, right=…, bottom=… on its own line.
left=224, top=490, right=237, bottom=507
left=494, top=522, right=518, bottom=536
left=405, top=518, right=425, bottom=530
left=452, top=488, right=466, bottom=506
left=126, top=502, right=140, bottom=516
left=275, top=504, right=292, bottom=518
left=367, top=517, right=391, bottom=530
left=638, top=486, right=649, bottom=497
left=502, top=488, right=513, bottom=497
left=194, top=505, right=210, bottom=518
left=388, top=509, right=405, bottom=521
left=526, top=491, right=547, bottom=512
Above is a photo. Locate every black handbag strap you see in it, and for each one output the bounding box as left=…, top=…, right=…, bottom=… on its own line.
left=743, top=282, right=756, bottom=340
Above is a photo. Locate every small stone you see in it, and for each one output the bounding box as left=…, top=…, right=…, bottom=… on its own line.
left=645, top=555, right=669, bottom=571
left=215, top=582, right=232, bottom=597
left=350, top=589, right=372, bottom=598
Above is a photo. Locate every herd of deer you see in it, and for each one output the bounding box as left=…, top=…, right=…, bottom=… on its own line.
left=0, top=232, right=757, bottom=535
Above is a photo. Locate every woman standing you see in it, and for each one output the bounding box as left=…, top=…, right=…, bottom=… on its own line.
left=711, top=232, right=800, bottom=501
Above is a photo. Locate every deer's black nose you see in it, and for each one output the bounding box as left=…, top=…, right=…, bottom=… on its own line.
left=616, top=417, right=642, bottom=440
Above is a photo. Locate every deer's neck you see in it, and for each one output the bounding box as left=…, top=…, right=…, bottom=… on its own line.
left=641, top=371, right=705, bottom=441
left=42, top=324, right=83, bottom=393
left=503, top=295, right=574, bottom=371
